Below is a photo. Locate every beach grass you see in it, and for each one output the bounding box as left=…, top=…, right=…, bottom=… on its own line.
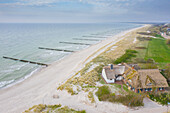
left=23, top=104, right=86, bottom=113
left=88, top=91, right=95, bottom=103
left=95, top=86, right=144, bottom=107
left=113, top=49, right=137, bottom=64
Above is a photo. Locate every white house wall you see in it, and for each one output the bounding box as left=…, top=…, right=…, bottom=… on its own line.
left=102, top=69, right=115, bottom=83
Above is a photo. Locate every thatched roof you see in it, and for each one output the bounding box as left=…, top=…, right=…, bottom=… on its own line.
left=123, top=64, right=169, bottom=89
left=136, top=69, right=168, bottom=89
left=123, top=63, right=133, bottom=76
left=103, top=65, right=125, bottom=79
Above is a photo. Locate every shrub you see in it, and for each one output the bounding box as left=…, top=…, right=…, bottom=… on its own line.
left=95, top=86, right=144, bottom=107
left=110, top=94, right=144, bottom=107
left=166, top=39, right=170, bottom=45
left=88, top=91, right=95, bottom=103
left=95, top=86, right=111, bottom=101
left=65, top=85, right=75, bottom=95
left=114, top=49, right=137, bottom=64
left=149, top=93, right=170, bottom=105
left=146, top=58, right=155, bottom=63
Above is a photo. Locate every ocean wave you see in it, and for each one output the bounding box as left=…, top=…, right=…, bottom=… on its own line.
left=1, top=63, right=28, bottom=74
left=0, top=67, right=41, bottom=89
left=0, top=79, right=14, bottom=88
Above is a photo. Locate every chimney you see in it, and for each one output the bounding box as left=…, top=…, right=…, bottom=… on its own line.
left=110, top=64, right=113, bottom=69
left=132, top=65, right=134, bottom=69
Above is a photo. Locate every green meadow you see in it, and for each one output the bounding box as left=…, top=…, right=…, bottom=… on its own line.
left=145, top=38, right=170, bottom=63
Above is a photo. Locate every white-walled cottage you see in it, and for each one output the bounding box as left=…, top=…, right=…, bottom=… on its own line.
left=102, top=64, right=125, bottom=83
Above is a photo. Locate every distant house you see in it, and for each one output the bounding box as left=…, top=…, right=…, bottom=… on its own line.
left=102, top=64, right=125, bottom=83
left=167, top=28, right=170, bottom=35
left=123, top=63, right=169, bottom=93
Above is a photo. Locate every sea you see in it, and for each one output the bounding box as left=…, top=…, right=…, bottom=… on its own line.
left=0, top=23, right=142, bottom=89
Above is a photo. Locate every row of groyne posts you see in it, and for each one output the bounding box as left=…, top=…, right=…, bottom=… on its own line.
left=3, top=34, right=111, bottom=67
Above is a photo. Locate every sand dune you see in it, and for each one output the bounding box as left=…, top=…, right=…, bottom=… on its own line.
left=0, top=25, right=166, bottom=113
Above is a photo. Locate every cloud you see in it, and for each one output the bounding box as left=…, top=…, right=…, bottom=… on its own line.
left=0, top=0, right=145, bottom=6
left=0, top=0, right=147, bottom=16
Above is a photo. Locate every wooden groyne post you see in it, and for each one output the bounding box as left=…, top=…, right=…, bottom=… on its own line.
left=59, top=42, right=91, bottom=45
left=82, top=36, right=107, bottom=38
left=38, top=47, right=75, bottom=52
left=3, top=56, right=48, bottom=67
left=72, top=38, right=99, bottom=41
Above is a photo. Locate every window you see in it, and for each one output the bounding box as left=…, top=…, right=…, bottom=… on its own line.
left=132, top=88, right=135, bottom=91
left=128, top=79, right=132, bottom=83
left=140, top=89, right=143, bottom=92
left=126, top=82, right=129, bottom=86
left=147, top=83, right=152, bottom=86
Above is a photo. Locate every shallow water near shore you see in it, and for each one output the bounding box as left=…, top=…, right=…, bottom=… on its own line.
left=0, top=23, right=141, bottom=88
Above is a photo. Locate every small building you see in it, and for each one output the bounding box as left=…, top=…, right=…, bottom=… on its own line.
left=167, top=28, right=170, bottom=35
left=102, top=64, right=125, bottom=83
left=123, top=63, right=169, bottom=93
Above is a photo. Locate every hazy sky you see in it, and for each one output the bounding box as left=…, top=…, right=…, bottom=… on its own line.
left=0, top=0, right=170, bottom=23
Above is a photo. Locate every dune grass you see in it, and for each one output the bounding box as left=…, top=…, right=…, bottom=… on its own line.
left=114, top=49, right=137, bottom=64
left=95, top=86, right=144, bottom=107
left=23, top=104, right=86, bottom=113
left=88, top=91, right=95, bottom=103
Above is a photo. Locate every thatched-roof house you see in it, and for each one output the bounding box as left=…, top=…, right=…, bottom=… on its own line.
left=123, top=63, right=169, bottom=93
left=102, top=64, right=125, bottom=83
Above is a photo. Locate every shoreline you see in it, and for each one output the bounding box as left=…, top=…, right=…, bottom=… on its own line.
left=0, top=24, right=143, bottom=90
left=0, top=24, right=149, bottom=113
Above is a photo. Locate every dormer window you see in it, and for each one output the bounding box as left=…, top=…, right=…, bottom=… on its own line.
left=128, top=79, right=132, bottom=83
left=147, top=83, right=152, bottom=86
left=145, top=75, right=155, bottom=86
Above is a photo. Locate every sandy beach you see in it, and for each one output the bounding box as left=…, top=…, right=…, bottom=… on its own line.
left=0, top=25, right=167, bottom=113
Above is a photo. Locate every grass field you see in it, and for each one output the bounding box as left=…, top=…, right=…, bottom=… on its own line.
left=145, top=38, right=170, bottom=63
left=134, top=41, right=149, bottom=60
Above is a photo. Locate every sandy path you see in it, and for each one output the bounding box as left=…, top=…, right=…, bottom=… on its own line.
left=0, top=25, right=152, bottom=113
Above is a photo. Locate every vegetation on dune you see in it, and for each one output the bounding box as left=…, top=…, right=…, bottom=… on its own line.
left=114, top=49, right=137, bottom=64
left=88, top=91, right=95, bottom=103
left=95, top=86, right=144, bottom=107
left=149, top=93, right=170, bottom=105
left=23, top=104, right=86, bottom=113
left=57, top=64, right=103, bottom=94
left=95, top=86, right=111, bottom=101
